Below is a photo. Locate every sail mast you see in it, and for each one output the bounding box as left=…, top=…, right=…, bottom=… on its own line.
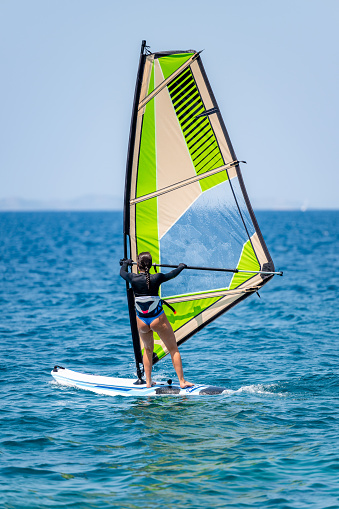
left=123, top=40, right=147, bottom=380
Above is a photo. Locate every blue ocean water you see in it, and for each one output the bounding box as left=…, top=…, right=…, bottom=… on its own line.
left=1, top=210, right=338, bottom=509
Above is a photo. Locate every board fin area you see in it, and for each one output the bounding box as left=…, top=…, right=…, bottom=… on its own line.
left=51, top=366, right=226, bottom=397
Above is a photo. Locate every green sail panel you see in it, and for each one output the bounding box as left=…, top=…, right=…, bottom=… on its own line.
left=158, top=53, right=194, bottom=80
left=229, top=239, right=260, bottom=290
left=135, top=198, right=159, bottom=266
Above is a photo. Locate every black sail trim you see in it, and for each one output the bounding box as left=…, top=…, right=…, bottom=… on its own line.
left=190, top=134, right=214, bottom=157
left=186, top=119, right=210, bottom=143
left=172, top=85, right=197, bottom=108
left=171, top=81, right=196, bottom=103
left=124, top=41, right=147, bottom=375
left=198, top=155, right=223, bottom=175
left=170, top=76, right=195, bottom=98
left=180, top=104, right=204, bottom=128
left=189, top=130, right=213, bottom=152
left=168, top=68, right=192, bottom=87
left=168, top=75, right=192, bottom=98
left=176, top=94, right=201, bottom=118
left=196, top=149, right=222, bottom=174
left=193, top=141, right=218, bottom=164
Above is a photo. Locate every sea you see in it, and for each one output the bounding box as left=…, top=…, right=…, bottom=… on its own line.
left=1, top=210, right=338, bottom=509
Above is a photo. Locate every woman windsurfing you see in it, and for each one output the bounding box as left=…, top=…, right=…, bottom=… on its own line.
left=120, top=252, right=194, bottom=389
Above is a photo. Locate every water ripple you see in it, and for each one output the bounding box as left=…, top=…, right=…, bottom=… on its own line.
left=1, top=211, right=339, bottom=508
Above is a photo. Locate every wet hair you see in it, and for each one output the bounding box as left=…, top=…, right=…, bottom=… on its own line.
left=137, top=252, right=152, bottom=289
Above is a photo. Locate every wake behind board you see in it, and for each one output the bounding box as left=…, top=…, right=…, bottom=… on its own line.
left=51, top=366, right=226, bottom=397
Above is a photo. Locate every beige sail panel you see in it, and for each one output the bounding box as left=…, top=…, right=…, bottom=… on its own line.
left=238, top=273, right=263, bottom=291
left=227, top=165, right=237, bottom=180
left=250, top=232, right=270, bottom=267
left=190, top=60, right=234, bottom=169
left=154, top=58, right=164, bottom=88
left=137, top=56, right=154, bottom=117
left=154, top=61, right=198, bottom=190
left=154, top=60, right=201, bottom=239
left=141, top=57, right=154, bottom=98
left=157, top=182, right=201, bottom=240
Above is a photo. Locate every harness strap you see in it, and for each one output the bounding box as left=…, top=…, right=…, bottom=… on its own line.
left=161, top=300, right=176, bottom=315
left=135, top=296, right=161, bottom=316
left=134, top=296, right=177, bottom=316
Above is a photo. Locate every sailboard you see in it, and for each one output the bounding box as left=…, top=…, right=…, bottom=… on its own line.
left=52, top=41, right=281, bottom=396
left=51, top=366, right=226, bottom=396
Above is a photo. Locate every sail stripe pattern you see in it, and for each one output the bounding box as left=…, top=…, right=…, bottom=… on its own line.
left=167, top=68, right=225, bottom=182
left=163, top=64, right=228, bottom=194
left=125, top=47, right=275, bottom=363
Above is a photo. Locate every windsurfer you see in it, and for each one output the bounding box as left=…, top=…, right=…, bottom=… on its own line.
left=120, top=252, right=194, bottom=389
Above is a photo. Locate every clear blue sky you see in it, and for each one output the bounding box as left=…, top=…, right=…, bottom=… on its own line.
left=1, top=0, right=338, bottom=209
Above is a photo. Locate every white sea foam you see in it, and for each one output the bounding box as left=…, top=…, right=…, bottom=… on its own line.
left=221, top=383, right=286, bottom=397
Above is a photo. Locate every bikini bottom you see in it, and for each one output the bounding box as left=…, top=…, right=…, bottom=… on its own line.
left=136, top=308, right=164, bottom=326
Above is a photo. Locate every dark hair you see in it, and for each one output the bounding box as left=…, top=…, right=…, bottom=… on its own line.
left=137, top=252, right=152, bottom=289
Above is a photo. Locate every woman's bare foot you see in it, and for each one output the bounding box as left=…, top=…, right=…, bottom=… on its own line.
left=180, top=381, right=194, bottom=389
left=146, top=381, right=156, bottom=388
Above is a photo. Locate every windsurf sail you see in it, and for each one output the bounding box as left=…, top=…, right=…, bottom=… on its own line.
left=124, top=41, right=277, bottom=374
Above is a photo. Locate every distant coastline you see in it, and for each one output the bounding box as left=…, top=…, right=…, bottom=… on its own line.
left=0, top=195, right=123, bottom=211
left=0, top=195, right=337, bottom=212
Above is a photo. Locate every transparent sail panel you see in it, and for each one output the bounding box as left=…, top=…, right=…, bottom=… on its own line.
left=160, top=179, right=254, bottom=297
left=229, top=177, right=256, bottom=237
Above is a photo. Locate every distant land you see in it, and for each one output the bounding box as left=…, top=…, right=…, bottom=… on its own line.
left=0, top=195, right=123, bottom=211
left=0, top=195, right=337, bottom=211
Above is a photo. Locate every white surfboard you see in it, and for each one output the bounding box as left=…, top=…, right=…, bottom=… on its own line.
left=51, top=366, right=227, bottom=397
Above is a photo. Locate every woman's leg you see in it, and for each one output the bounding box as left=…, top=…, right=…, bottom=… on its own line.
left=150, top=313, right=194, bottom=388
left=136, top=317, right=154, bottom=387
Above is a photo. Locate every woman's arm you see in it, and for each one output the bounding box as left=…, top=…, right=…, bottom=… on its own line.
left=120, top=259, right=133, bottom=282
left=160, top=263, right=186, bottom=282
